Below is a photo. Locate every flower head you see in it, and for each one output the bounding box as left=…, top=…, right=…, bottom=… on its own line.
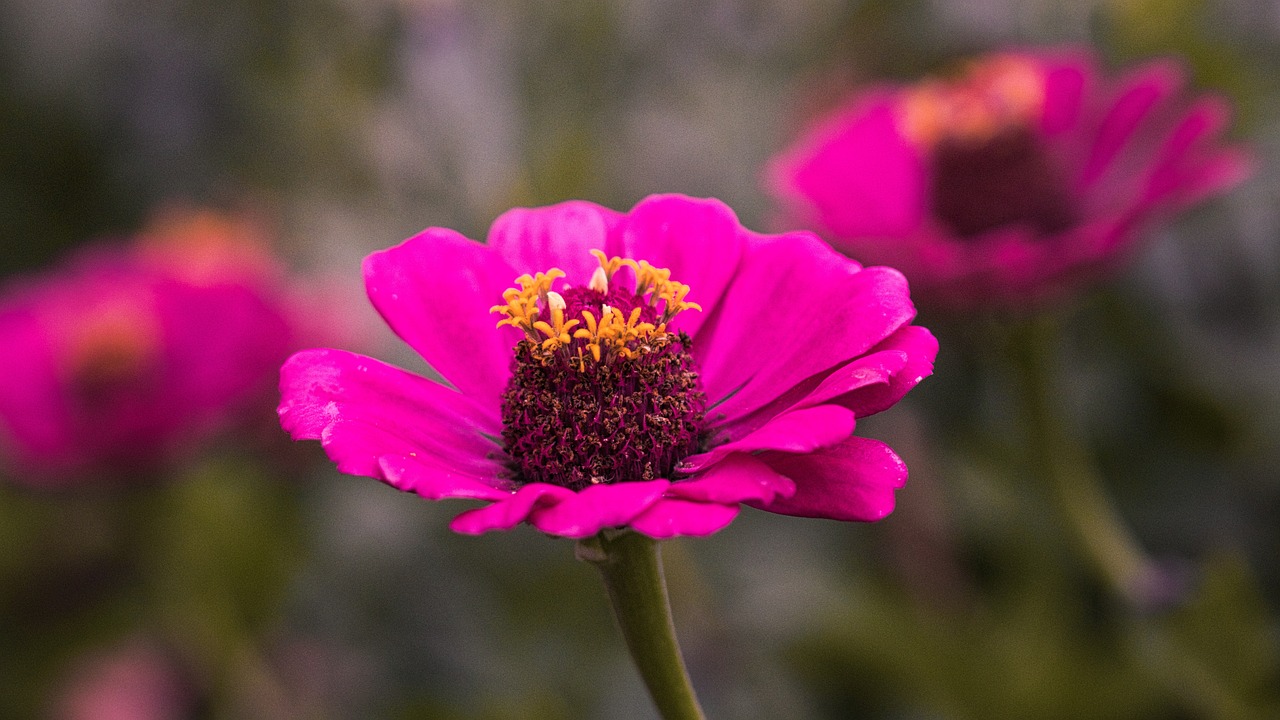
left=766, top=49, right=1252, bottom=308
left=279, top=194, right=937, bottom=539
left=0, top=208, right=307, bottom=484
left=493, top=250, right=705, bottom=490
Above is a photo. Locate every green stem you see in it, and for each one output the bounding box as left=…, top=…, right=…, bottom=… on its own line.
left=1007, top=316, right=1265, bottom=718
left=1010, top=314, right=1166, bottom=606
left=577, top=531, right=707, bottom=720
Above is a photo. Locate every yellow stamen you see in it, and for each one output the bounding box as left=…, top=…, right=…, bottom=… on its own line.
left=493, top=251, right=701, bottom=369
left=490, top=268, right=568, bottom=339
left=632, top=260, right=671, bottom=298
left=590, top=249, right=630, bottom=280
left=897, top=54, right=1046, bottom=149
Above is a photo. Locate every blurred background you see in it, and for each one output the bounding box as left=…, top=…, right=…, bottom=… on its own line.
left=1, top=0, right=1277, bottom=717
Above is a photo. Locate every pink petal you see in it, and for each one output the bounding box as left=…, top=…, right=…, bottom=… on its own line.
left=829, top=325, right=938, bottom=418
left=692, top=230, right=830, bottom=407
left=1038, top=50, right=1094, bottom=136
left=766, top=93, right=926, bottom=239
left=1079, top=59, right=1183, bottom=189
left=711, top=345, right=911, bottom=445
left=678, top=404, right=856, bottom=474
left=628, top=498, right=740, bottom=539
left=363, top=228, right=521, bottom=407
left=697, top=250, right=916, bottom=421
left=448, top=483, right=575, bottom=535
left=278, top=348, right=502, bottom=479
left=616, top=195, right=747, bottom=338
left=1168, top=146, right=1254, bottom=206
left=712, top=328, right=933, bottom=444
left=667, top=453, right=796, bottom=505
left=486, top=200, right=626, bottom=285
left=755, top=436, right=908, bottom=522
left=378, top=454, right=512, bottom=501
left=1144, top=97, right=1254, bottom=205
left=0, top=305, right=70, bottom=468
left=161, top=281, right=296, bottom=414
left=527, top=480, right=671, bottom=538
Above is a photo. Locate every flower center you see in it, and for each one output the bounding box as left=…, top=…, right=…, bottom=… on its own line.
left=59, top=297, right=161, bottom=407
left=491, top=251, right=706, bottom=490
left=897, top=55, right=1076, bottom=239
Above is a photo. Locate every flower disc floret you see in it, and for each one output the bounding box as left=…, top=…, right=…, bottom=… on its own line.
left=494, top=252, right=706, bottom=490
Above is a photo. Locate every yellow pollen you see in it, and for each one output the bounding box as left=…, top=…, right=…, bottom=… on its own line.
left=491, top=250, right=701, bottom=370
left=898, top=54, right=1046, bottom=149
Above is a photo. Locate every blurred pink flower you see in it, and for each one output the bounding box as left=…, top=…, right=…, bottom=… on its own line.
left=279, top=194, right=937, bottom=539
left=0, top=208, right=308, bottom=483
left=766, top=49, right=1252, bottom=308
left=51, top=640, right=187, bottom=720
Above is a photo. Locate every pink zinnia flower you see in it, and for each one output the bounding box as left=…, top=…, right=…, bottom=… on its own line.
left=766, top=49, right=1252, bottom=308
left=0, top=209, right=305, bottom=483
left=279, top=194, right=937, bottom=539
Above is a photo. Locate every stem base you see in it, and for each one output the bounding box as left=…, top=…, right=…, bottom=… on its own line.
left=578, top=531, right=706, bottom=720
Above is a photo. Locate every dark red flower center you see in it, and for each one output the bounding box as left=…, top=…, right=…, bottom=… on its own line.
left=929, top=126, right=1076, bottom=239
left=60, top=301, right=161, bottom=407
left=492, top=253, right=706, bottom=490
left=897, top=54, right=1078, bottom=239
